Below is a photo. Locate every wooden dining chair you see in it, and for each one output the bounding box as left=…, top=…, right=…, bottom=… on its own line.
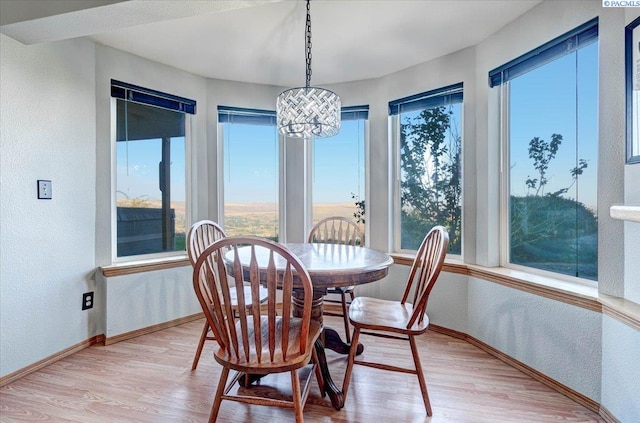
left=341, top=226, right=449, bottom=416
left=192, top=236, right=322, bottom=423
left=307, top=216, right=363, bottom=344
left=187, top=220, right=268, bottom=370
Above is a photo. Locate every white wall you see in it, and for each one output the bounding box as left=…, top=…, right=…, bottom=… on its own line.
left=601, top=315, right=640, bottom=422
left=0, top=35, right=97, bottom=376
left=101, top=267, right=197, bottom=338
left=469, top=278, right=602, bottom=400
left=599, top=10, right=640, bottom=423
left=623, top=8, right=640, bottom=304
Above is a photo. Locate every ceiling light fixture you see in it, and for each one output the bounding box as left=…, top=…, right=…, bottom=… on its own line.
left=276, top=0, right=341, bottom=139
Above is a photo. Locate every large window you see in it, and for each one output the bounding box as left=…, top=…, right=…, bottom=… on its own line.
left=312, top=106, right=367, bottom=238
left=490, top=19, right=598, bottom=281
left=219, top=106, right=279, bottom=240
left=391, top=83, right=463, bottom=254
left=112, top=80, right=194, bottom=258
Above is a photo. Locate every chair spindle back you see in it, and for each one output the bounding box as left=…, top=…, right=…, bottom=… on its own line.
left=308, top=216, right=363, bottom=246
left=193, top=236, right=314, bottom=365
left=187, top=220, right=226, bottom=265
left=400, top=226, right=449, bottom=329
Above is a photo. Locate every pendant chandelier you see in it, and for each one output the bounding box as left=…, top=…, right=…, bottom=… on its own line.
left=276, top=0, right=341, bottom=139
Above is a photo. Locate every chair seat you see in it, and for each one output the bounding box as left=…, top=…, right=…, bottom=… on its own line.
left=348, top=297, right=430, bottom=336
left=215, top=317, right=322, bottom=373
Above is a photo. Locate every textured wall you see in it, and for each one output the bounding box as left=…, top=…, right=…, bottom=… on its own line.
left=468, top=277, right=602, bottom=401
left=601, top=316, right=640, bottom=422
left=0, top=35, right=97, bottom=376
left=103, top=267, right=198, bottom=338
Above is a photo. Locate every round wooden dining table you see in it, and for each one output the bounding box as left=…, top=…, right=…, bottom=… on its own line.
left=230, top=242, right=393, bottom=410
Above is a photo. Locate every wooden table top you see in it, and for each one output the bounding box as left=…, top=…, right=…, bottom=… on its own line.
left=230, top=242, right=394, bottom=289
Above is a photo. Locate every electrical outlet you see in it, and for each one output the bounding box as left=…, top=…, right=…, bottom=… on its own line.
left=82, top=292, right=94, bottom=310
left=37, top=180, right=52, bottom=199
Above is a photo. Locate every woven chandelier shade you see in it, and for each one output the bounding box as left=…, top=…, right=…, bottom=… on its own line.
left=277, top=86, right=341, bottom=138
left=276, top=0, right=341, bottom=139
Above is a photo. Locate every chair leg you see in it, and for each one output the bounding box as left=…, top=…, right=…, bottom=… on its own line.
left=341, top=326, right=361, bottom=402
left=209, top=366, right=229, bottom=423
left=290, top=369, right=304, bottom=423
left=340, top=291, right=351, bottom=344
left=192, top=320, right=210, bottom=370
left=409, top=335, right=432, bottom=416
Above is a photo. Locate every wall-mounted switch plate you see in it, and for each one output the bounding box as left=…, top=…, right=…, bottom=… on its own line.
left=37, top=180, right=52, bottom=199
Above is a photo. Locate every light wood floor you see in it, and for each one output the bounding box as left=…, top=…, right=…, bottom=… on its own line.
left=0, top=316, right=602, bottom=422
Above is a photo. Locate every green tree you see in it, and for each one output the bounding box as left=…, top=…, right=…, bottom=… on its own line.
left=400, top=106, right=461, bottom=253
left=511, top=134, right=597, bottom=280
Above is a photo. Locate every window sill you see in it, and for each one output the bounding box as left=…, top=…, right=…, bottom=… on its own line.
left=390, top=253, right=640, bottom=331
left=100, top=252, right=639, bottom=331
left=391, top=253, right=468, bottom=275
left=610, top=205, right=640, bottom=223
left=599, top=294, right=640, bottom=332
left=101, top=255, right=190, bottom=277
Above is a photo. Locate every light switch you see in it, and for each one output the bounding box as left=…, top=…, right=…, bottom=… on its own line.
left=37, top=180, right=52, bottom=199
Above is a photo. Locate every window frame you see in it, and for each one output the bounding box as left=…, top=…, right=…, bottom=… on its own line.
left=110, top=81, right=194, bottom=262
left=216, top=106, right=284, bottom=241
left=390, top=84, right=464, bottom=256
left=307, top=106, right=370, bottom=245
left=494, top=20, right=599, bottom=286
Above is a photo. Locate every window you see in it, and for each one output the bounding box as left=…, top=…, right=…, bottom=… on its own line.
left=490, top=18, right=598, bottom=281
left=111, top=80, right=194, bottom=258
left=312, top=106, right=367, bottom=238
left=391, top=83, right=463, bottom=254
left=219, top=106, right=279, bottom=241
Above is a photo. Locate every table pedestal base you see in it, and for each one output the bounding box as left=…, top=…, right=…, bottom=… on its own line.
left=238, top=289, right=362, bottom=410
left=324, top=327, right=364, bottom=356
left=292, top=289, right=363, bottom=410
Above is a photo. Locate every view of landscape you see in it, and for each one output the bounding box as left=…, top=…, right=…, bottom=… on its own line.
left=222, top=202, right=364, bottom=239
left=221, top=109, right=366, bottom=241
left=508, top=38, right=598, bottom=280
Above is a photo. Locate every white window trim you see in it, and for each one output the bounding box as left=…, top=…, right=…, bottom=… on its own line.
left=497, top=80, right=597, bottom=289
left=363, top=119, right=371, bottom=247
left=110, top=98, right=192, bottom=263
left=391, top=106, right=464, bottom=259
left=305, top=118, right=370, bottom=246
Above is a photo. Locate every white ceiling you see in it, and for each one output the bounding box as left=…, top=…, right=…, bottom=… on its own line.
left=1, top=0, right=542, bottom=87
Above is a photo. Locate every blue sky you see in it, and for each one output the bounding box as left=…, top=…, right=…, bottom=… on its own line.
left=117, top=41, right=597, bottom=212
left=223, top=123, right=278, bottom=204
left=116, top=119, right=365, bottom=207
left=222, top=119, right=365, bottom=205
left=509, top=42, right=598, bottom=210
left=116, top=137, right=186, bottom=202
left=312, top=120, right=365, bottom=204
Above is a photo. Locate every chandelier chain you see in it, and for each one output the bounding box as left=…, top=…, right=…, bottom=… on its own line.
left=305, top=0, right=312, bottom=88
left=276, top=0, right=340, bottom=139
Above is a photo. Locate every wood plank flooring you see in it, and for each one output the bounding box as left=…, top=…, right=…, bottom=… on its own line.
left=0, top=316, right=603, bottom=422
